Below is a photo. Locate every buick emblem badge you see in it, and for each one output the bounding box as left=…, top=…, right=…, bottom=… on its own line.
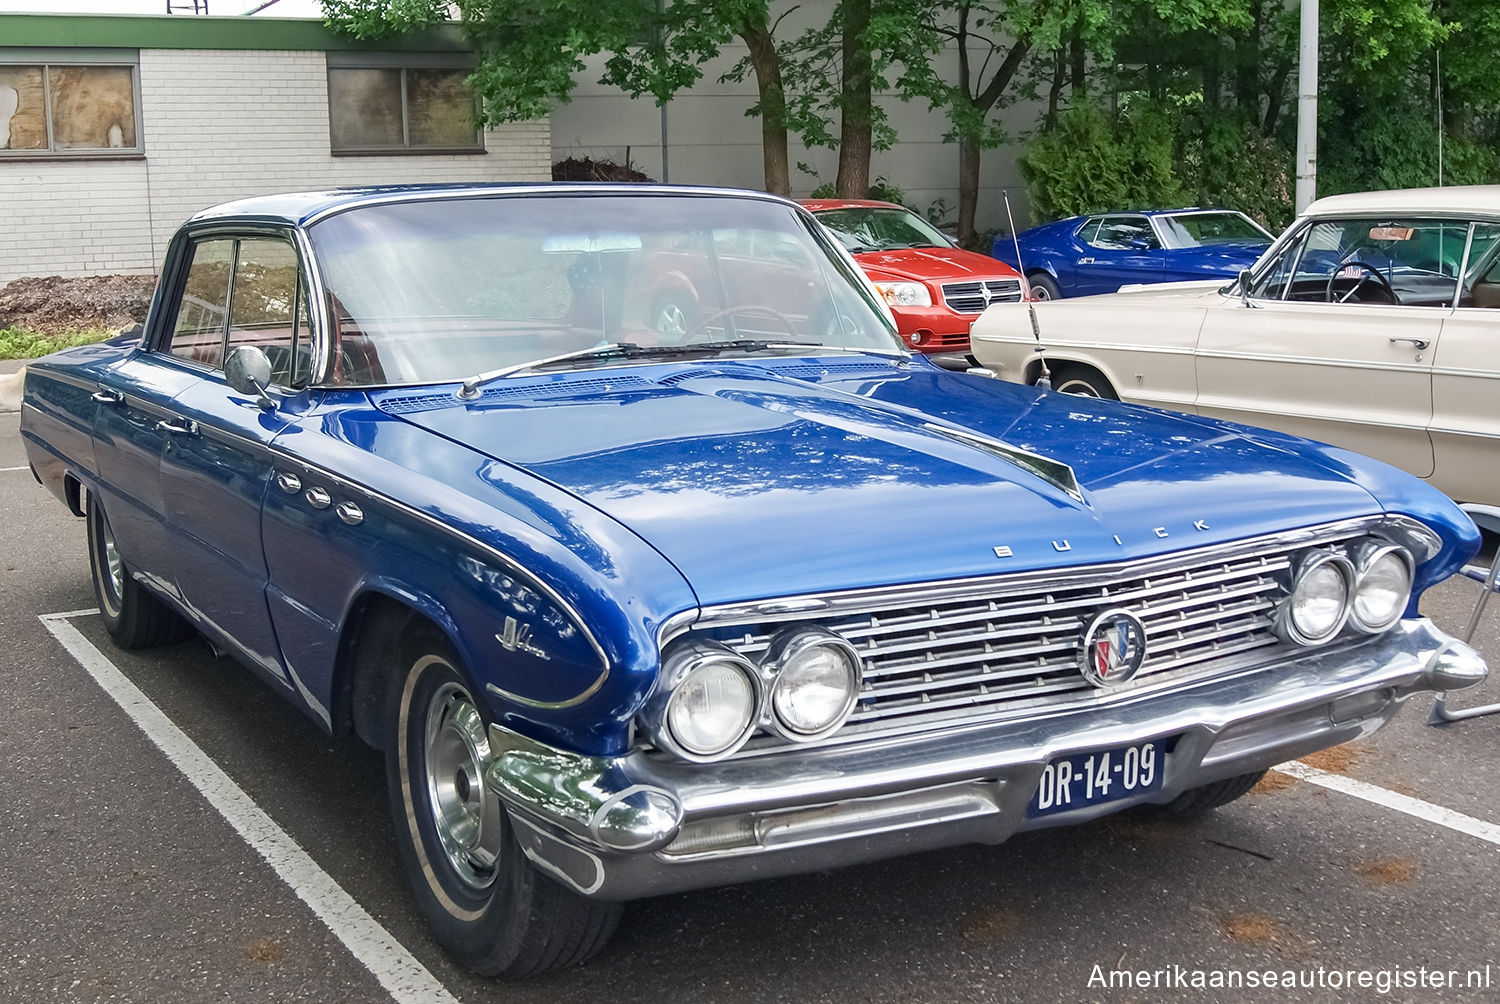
left=1079, top=609, right=1148, bottom=687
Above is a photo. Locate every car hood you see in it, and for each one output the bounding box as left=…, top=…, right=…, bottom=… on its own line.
left=854, top=247, right=1017, bottom=284
left=372, top=358, right=1383, bottom=607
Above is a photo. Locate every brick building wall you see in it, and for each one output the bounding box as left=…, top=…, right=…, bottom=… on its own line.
left=0, top=20, right=551, bottom=284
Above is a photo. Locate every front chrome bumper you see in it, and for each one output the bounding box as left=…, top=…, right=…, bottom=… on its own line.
left=485, top=617, right=1485, bottom=901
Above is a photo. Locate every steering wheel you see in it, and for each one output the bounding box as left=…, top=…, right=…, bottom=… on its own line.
left=683, top=303, right=797, bottom=342
left=1325, top=261, right=1398, bottom=304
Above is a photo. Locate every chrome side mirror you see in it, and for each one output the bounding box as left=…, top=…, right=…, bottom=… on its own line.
left=1238, top=268, right=1258, bottom=308
left=225, top=345, right=275, bottom=410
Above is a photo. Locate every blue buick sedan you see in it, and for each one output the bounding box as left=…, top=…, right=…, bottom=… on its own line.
left=993, top=208, right=1273, bottom=299
left=19, top=186, right=1486, bottom=977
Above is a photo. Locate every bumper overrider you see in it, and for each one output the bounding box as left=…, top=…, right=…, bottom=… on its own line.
left=485, top=618, right=1484, bottom=901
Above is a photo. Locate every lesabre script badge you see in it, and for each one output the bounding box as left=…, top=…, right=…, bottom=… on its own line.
left=1079, top=609, right=1148, bottom=687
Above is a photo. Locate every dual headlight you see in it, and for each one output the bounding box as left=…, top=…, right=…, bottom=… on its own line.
left=642, top=628, right=863, bottom=762
left=1278, top=541, right=1414, bottom=646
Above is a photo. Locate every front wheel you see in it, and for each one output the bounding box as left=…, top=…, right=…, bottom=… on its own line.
left=1027, top=273, right=1061, bottom=301
left=1133, top=769, right=1266, bottom=820
left=387, top=631, right=621, bottom=977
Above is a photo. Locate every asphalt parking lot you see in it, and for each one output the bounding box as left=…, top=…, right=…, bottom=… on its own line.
left=1, top=399, right=1497, bottom=1003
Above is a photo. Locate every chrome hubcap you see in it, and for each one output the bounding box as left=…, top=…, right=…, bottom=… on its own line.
left=423, top=682, right=502, bottom=890
left=101, top=516, right=124, bottom=601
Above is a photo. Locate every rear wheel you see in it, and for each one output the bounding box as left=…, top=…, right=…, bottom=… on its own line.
left=386, top=629, right=621, bottom=977
left=1049, top=364, right=1117, bottom=400
left=1133, top=770, right=1267, bottom=820
left=86, top=492, right=191, bottom=649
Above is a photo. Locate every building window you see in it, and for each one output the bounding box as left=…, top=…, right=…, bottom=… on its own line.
left=0, top=59, right=141, bottom=156
left=327, top=61, right=482, bottom=154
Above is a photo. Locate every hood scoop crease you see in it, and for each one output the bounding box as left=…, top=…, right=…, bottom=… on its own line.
left=921, top=422, right=1086, bottom=503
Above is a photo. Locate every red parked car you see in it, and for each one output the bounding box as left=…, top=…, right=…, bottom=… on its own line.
left=803, top=199, right=1024, bottom=359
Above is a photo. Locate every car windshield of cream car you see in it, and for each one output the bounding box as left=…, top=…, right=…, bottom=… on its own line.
left=1247, top=216, right=1500, bottom=306
left=306, top=195, right=902, bottom=386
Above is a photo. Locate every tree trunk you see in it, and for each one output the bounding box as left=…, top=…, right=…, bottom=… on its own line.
left=1236, top=0, right=1262, bottom=118
left=1046, top=47, right=1065, bottom=127
left=1069, top=30, right=1086, bottom=96
left=957, top=132, right=982, bottom=244
left=835, top=0, right=873, bottom=198
left=741, top=21, right=790, bottom=196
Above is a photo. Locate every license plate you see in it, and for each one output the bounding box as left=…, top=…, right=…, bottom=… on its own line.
left=1028, top=739, right=1166, bottom=817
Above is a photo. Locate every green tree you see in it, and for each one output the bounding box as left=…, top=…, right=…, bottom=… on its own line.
left=321, top=0, right=803, bottom=195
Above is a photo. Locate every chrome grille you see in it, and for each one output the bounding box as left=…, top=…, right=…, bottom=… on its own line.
left=940, top=278, right=1023, bottom=313
left=692, top=528, right=1371, bottom=753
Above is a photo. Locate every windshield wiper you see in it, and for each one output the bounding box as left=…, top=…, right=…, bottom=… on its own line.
left=457, top=340, right=908, bottom=398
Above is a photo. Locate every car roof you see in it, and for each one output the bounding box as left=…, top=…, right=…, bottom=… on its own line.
left=186, top=183, right=798, bottom=228
left=800, top=199, right=907, bottom=212
left=1303, top=185, right=1500, bottom=218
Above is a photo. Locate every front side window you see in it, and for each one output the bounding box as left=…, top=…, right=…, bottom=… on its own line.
left=307, top=195, right=901, bottom=387
left=170, top=239, right=235, bottom=369
left=327, top=63, right=480, bottom=154
left=168, top=236, right=310, bottom=386
left=0, top=60, right=140, bottom=156
left=1251, top=217, right=1470, bottom=306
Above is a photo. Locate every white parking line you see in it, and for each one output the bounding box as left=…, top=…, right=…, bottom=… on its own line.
left=1275, top=760, right=1500, bottom=848
left=1, top=465, right=30, bottom=472
left=39, top=610, right=463, bottom=1004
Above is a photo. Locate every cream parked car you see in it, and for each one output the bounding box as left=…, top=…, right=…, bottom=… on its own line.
left=971, top=186, right=1500, bottom=506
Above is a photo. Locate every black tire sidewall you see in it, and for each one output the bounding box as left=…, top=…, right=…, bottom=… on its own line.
left=386, top=639, right=535, bottom=972
left=1029, top=273, right=1061, bottom=300
left=86, top=494, right=127, bottom=632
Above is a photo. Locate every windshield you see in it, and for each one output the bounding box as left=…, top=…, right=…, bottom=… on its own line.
left=306, top=194, right=900, bottom=387
left=1156, top=212, right=1271, bottom=249
left=814, top=207, right=952, bottom=253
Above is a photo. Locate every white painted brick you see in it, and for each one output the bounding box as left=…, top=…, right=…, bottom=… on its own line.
left=2, top=47, right=550, bottom=281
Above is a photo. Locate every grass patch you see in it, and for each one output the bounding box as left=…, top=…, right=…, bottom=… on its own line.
left=0, top=326, right=111, bottom=360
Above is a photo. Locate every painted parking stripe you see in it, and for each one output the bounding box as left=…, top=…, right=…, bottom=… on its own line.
left=1, top=465, right=30, bottom=472
left=1275, top=760, right=1500, bottom=848
left=38, top=610, right=463, bottom=1004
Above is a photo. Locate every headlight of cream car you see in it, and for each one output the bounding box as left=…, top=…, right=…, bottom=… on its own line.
left=874, top=281, right=932, bottom=307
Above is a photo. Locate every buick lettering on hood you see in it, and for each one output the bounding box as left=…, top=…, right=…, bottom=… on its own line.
left=19, top=186, right=1487, bottom=978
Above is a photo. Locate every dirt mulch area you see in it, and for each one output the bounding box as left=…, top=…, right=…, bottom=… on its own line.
left=552, top=156, right=655, bottom=183
left=0, top=274, right=157, bottom=334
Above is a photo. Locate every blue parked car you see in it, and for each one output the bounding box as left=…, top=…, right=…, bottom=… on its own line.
left=993, top=208, right=1273, bottom=299
left=20, top=186, right=1486, bottom=977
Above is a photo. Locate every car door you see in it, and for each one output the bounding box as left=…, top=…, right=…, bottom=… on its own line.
left=1194, top=216, right=1448, bottom=478
left=157, top=232, right=309, bottom=683
left=1430, top=221, right=1500, bottom=503
left=90, top=240, right=237, bottom=588
left=1072, top=215, right=1164, bottom=295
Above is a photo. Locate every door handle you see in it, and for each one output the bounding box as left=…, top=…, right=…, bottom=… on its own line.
left=1388, top=336, right=1429, bottom=350
left=1078, top=256, right=1095, bottom=265
left=155, top=418, right=199, bottom=436
left=91, top=388, right=124, bottom=404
